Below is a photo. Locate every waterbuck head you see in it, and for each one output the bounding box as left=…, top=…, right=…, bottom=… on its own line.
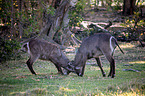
left=72, top=50, right=88, bottom=76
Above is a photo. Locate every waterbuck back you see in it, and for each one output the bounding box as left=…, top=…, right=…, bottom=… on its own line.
left=23, top=39, right=73, bottom=75
left=73, top=33, right=124, bottom=78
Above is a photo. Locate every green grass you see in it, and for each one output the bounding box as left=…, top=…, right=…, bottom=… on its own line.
left=0, top=42, right=145, bottom=96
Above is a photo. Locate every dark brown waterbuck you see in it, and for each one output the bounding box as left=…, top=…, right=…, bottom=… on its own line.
left=23, top=39, right=74, bottom=75
left=72, top=33, right=124, bottom=78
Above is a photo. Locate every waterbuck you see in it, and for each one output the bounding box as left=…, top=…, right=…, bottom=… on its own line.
left=72, top=33, right=124, bottom=78
left=23, top=39, right=74, bottom=75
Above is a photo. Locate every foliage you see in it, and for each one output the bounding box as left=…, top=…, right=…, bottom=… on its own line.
left=19, top=1, right=44, bottom=38
left=69, top=0, right=86, bottom=27
left=0, top=42, right=145, bottom=95
left=1, top=0, right=46, bottom=39
left=111, top=0, right=123, bottom=11
left=0, top=37, right=21, bottom=63
left=1, top=0, right=145, bottom=64
left=120, top=11, right=145, bottom=41
left=0, top=0, right=53, bottom=62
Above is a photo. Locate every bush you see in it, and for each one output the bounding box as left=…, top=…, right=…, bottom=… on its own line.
left=0, top=37, right=21, bottom=63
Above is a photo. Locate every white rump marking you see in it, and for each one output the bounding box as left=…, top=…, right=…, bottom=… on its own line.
left=27, top=42, right=31, bottom=54
left=110, top=36, right=114, bottom=53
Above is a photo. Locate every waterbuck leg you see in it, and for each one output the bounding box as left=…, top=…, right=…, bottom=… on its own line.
left=95, top=57, right=106, bottom=77
left=108, top=64, right=112, bottom=77
left=54, top=63, right=63, bottom=75
left=80, top=64, right=86, bottom=76
left=26, top=57, right=36, bottom=75
left=50, top=59, right=64, bottom=74
left=108, top=59, right=115, bottom=78
left=105, top=55, right=115, bottom=78
left=79, top=55, right=88, bottom=76
left=112, top=58, right=115, bottom=78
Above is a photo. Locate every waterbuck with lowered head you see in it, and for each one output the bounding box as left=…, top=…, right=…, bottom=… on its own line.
left=23, top=39, right=74, bottom=75
left=72, top=33, right=124, bottom=78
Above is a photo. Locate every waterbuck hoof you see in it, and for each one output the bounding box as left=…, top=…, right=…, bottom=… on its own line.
left=63, top=72, right=70, bottom=75
left=111, top=74, right=115, bottom=78
left=32, top=73, right=37, bottom=75
left=78, top=73, right=83, bottom=77
left=108, top=74, right=111, bottom=77
left=108, top=74, right=115, bottom=78
left=103, top=74, right=106, bottom=77
left=62, top=69, right=70, bottom=75
left=108, top=75, right=115, bottom=78
left=111, top=76, right=114, bottom=78
left=78, top=75, right=83, bottom=77
left=31, top=72, right=37, bottom=75
left=63, top=71, right=68, bottom=75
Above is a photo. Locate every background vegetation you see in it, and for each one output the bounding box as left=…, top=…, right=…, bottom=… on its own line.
left=1, top=0, right=145, bottom=62
left=0, top=0, right=145, bottom=95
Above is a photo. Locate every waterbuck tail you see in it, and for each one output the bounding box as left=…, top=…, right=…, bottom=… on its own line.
left=115, top=39, right=124, bottom=54
left=111, top=36, right=124, bottom=54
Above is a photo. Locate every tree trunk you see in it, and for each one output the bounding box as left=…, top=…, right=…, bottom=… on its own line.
left=123, top=0, right=136, bottom=15
left=18, top=0, right=23, bottom=39
left=40, top=0, right=70, bottom=41
left=39, top=0, right=80, bottom=48
left=11, top=0, right=14, bottom=39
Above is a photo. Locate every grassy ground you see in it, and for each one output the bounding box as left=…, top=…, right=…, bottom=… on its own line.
left=0, top=42, right=145, bottom=96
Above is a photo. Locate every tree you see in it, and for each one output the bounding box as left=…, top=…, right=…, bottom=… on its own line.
left=37, top=0, right=81, bottom=48
left=1, top=0, right=81, bottom=46
left=0, top=0, right=82, bottom=62
left=123, top=0, right=136, bottom=15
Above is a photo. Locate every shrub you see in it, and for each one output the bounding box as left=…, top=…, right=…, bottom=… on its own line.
left=0, top=37, right=21, bottom=63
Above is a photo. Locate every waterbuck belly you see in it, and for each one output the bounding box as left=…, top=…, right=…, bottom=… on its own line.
left=92, top=50, right=103, bottom=58
left=39, top=54, right=49, bottom=60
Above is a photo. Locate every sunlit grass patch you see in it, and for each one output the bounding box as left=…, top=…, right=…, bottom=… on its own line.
left=119, top=42, right=135, bottom=48
left=109, top=91, right=143, bottom=96
left=59, top=87, right=76, bottom=92
left=28, top=88, right=47, bottom=95
left=10, top=92, right=26, bottom=96
left=10, top=88, right=48, bottom=96
left=104, top=78, right=145, bottom=95
left=129, top=61, right=145, bottom=64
